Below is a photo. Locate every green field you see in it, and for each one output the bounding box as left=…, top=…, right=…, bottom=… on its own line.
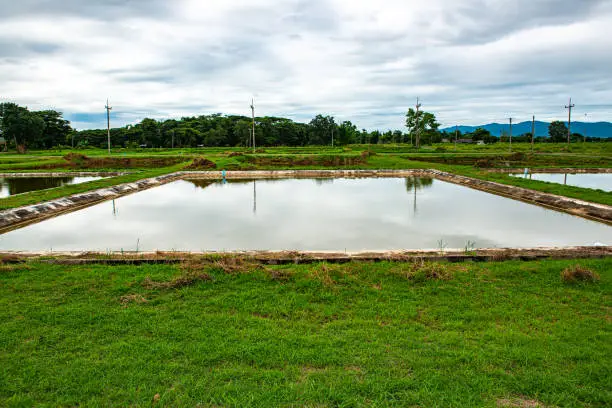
left=1, top=143, right=610, bottom=406
left=1, top=142, right=610, bottom=209
left=0, top=258, right=610, bottom=407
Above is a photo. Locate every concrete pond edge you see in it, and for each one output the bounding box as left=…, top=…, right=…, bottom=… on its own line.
left=1, top=246, right=610, bottom=265
left=0, top=169, right=611, bottom=235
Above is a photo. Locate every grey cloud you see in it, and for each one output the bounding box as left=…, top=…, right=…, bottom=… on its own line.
left=0, top=0, right=172, bottom=21
left=436, top=0, right=606, bottom=45
left=0, top=40, right=61, bottom=58
left=1, top=0, right=611, bottom=130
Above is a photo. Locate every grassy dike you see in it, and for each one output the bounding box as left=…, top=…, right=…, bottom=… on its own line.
left=0, top=258, right=610, bottom=407
left=1, top=144, right=611, bottom=210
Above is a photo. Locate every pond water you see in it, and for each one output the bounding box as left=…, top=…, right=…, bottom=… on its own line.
left=0, top=177, right=610, bottom=251
left=511, top=173, right=612, bottom=191
left=0, top=176, right=103, bottom=197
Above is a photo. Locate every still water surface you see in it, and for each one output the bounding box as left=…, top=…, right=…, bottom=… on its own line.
left=511, top=173, right=612, bottom=191
left=0, top=176, right=103, bottom=197
left=0, top=178, right=610, bottom=251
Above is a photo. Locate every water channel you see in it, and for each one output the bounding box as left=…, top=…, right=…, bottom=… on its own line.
left=0, top=176, right=103, bottom=197
left=511, top=173, right=612, bottom=191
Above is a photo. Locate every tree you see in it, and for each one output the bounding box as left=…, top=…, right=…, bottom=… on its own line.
left=405, top=109, right=440, bottom=147
left=0, top=103, right=45, bottom=153
left=36, top=110, right=72, bottom=148
left=308, top=115, right=336, bottom=145
left=471, top=127, right=497, bottom=143
left=337, top=121, right=358, bottom=145
left=548, top=121, right=568, bottom=143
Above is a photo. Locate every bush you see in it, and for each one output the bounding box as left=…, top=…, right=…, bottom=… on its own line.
left=508, top=152, right=526, bottom=161
left=561, top=265, right=600, bottom=284
left=185, top=157, right=217, bottom=170
left=475, top=158, right=495, bottom=168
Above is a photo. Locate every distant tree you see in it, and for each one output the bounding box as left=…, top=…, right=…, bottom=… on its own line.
left=470, top=128, right=491, bottom=142
left=36, top=110, right=72, bottom=148
left=405, top=109, right=440, bottom=146
left=337, top=121, right=358, bottom=145
left=0, top=103, right=45, bottom=153
left=548, top=121, right=568, bottom=142
left=308, top=114, right=336, bottom=145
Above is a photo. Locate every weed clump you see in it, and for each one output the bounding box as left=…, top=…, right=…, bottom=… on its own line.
left=394, top=260, right=454, bottom=282
left=185, top=157, right=217, bottom=170
left=0, top=254, right=25, bottom=264
left=411, top=262, right=453, bottom=282
left=211, top=256, right=260, bottom=274
left=508, top=152, right=527, bottom=161
left=268, top=269, right=293, bottom=282
left=142, top=265, right=212, bottom=290
left=119, top=294, right=148, bottom=306
left=561, top=265, right=600, bottom=284
left=62, top=153, right=182, bottom=169
left=475, top=158, right=495, bottom=168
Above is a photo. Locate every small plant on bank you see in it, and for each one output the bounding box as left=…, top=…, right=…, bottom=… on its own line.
left=437, top=239, right=448, bottom=255
left=464, top=240, right=476, bottom=255
left=561, top=265, right=600, bottom=284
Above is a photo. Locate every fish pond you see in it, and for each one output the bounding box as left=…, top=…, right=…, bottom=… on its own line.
left=511, top=172, right=612, bottom=191
left=0, top=176, right=103, bottom=197
left=0, top=177, right=610, bottom=251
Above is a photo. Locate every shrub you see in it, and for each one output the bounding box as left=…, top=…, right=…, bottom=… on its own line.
left=561, top=265, right=600, bottom=284
left=508, top=152, right=526, bottom=161
left=475, top=158, right=495, bottom=168
left=185, top=157, right=217, bottom=170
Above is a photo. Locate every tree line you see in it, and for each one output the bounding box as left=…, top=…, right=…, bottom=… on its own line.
left=0, top=102, right=607, bottom=152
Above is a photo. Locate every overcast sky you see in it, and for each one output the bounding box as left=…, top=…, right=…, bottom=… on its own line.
left=1, top=0, right=611, bottom=130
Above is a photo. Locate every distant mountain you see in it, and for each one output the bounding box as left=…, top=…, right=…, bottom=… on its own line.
left=442, top=121, right=612, bottom=138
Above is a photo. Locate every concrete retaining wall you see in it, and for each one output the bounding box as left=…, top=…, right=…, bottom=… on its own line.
left=486, top=168, right=612, bottom=174
left=181, top=169, right=430, bottom=179
left=2, top=246, right=610, bottom=264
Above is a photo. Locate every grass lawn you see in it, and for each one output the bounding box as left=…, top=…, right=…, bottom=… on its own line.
left=0, top=258, right=610, bottom=407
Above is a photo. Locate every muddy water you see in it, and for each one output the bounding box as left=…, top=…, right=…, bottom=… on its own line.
left=0, top=176, right=103, bottom=197
left=0, top=178, right=610, bottom=251
left=511, top=173, right=612, bottom=191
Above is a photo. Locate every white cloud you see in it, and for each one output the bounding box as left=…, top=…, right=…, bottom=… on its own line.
left=0, top=0, right=610, bottom=130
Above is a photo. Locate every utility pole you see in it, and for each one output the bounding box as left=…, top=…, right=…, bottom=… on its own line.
left=105, top=99, right=112, bottom=154
left=454, top=125, right=458, bottom=151
left=509, top=117, right=513, bottom=152
left=565, top=97, right=575, bottom=144
left=531, top=115, right=535, bottom=152
left=584, top=113, right=588, bottom=142
left=250, top=98, right=256, bottom=153
left=331, top=126, right=334, bottom=147
left=415, top=97, right=422, bottom=149
left=171, top=129, right=175, bottom=149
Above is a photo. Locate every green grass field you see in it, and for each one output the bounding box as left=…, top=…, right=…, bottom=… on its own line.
left=0, top=258, right=610, bottom=407
left=2, top=142, right=610, bottom=209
